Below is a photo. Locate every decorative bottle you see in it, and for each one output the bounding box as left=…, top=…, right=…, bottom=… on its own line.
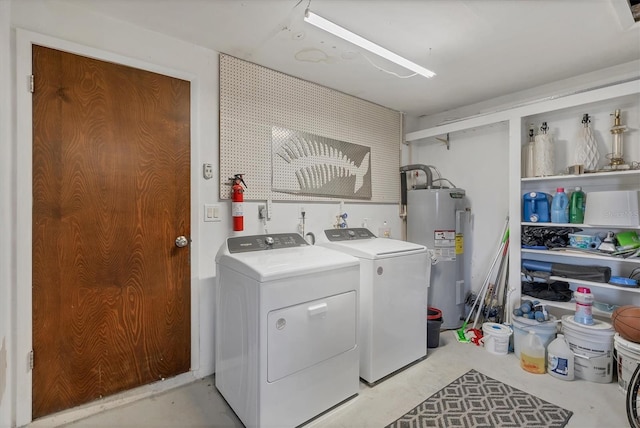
left=573, top=113, right=599, bottom=172
left=524, top=125, right=536, bottom=178
left=533, top=122, right=554, bottom=177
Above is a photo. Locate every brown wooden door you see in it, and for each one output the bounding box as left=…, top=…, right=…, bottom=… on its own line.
left=32, top=45, right=191, bottom=419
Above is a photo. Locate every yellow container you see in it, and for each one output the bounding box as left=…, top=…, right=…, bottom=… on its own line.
left=521, top=330, right=546, bottom=374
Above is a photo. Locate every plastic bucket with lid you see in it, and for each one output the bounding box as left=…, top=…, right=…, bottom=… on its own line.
left=482, top=322, right=512, bottom=355
left=512, top=315, right=558, bottom=359
left=427, top=307, right=443, bottom=349
left=561, top=315, right=615, bottom=383
left=614, top=333, right=640, bottom=394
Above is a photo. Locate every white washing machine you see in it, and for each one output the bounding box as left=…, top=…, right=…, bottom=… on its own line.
left=318, top=228, right=430, bottom=384
left=215, top=233, right=360, bottom=428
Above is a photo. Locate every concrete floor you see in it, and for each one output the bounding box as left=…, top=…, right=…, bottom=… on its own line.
left=30, top=331, right=627, bottom=428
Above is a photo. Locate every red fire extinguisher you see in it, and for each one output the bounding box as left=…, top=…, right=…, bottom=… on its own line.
left=230, top=174, right=246, bottom=231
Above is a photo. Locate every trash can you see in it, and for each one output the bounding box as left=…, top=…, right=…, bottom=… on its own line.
left=427, top=307, right=443, bottom=348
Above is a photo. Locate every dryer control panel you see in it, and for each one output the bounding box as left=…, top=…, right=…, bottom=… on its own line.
left=227, top=233, right=308, bottom=253
left=324, top=228, right=376, bottom=241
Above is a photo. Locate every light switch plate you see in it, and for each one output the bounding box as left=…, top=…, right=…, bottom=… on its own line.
left=204, top=204, right=221, bottom=222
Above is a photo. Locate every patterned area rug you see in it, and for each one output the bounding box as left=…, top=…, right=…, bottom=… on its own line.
left=386, top=370, right=573, bottom=428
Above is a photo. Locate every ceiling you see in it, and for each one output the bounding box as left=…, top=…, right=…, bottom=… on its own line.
left=63, top=0, right=640, bottom=118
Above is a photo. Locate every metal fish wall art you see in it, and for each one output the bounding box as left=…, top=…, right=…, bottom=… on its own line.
left=272, top=127, right=372, bottom=199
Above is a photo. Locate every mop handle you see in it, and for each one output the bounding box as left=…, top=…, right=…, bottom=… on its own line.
left=464, top=217, right=509, bottom=327
left=472, top=221, right=510, bottom=329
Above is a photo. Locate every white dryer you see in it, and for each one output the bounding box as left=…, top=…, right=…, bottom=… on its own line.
left=215, top=233, right=360, bottom=428
left=318, top=228, right=429, bottom=384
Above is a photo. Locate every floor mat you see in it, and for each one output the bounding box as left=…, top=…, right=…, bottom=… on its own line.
left=385, top=369, right=573, bottom=428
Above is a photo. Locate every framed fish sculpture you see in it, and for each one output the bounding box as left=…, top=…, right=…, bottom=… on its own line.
left=271, top=126, right=372, bottom=199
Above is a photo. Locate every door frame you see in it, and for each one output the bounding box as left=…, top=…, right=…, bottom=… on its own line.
left=15, top=29, right=200, bottom=426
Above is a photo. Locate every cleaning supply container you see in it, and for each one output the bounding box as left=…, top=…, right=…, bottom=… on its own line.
left=521, top=330, right=546, bottom=374
left=561, top=315, right=615, bottom=383
left=427, top=307, right=443, bottom=349
left=551, top=187, right=569, bottom=223
left=512, top=315, right=557, bottom=359
left=614, top=333, right=640, bottom=394
left=547, top=334, right=574, bottom=381
left=522, top=192, right=550, bottom=223
left=569, top=187, right=585, bottom=224
left=482, top=322, right=512, bottom=355
left=574, top=287, right=594, bottom=325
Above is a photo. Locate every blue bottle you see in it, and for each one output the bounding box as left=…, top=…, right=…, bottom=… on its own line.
left=551, top=187, right=569, bottom=223
left=523, top=192, right=550, bottom=222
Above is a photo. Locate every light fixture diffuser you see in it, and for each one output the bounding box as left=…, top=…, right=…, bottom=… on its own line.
left=304, top=9, right=436, bottom=79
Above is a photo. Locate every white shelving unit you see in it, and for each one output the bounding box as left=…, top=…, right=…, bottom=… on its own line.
left=514, top=83, right=640, bottom=318
left=405, top=79, right=640, bottom=321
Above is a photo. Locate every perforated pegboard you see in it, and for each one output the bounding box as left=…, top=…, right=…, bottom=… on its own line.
left=219, top=54, right=401, bottom=202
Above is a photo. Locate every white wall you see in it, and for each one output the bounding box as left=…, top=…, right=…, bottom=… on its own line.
left=406, top=60, right=640, bottom=133
left=1, top=1, right=14, bottom=426
left=3, top=1, right=404, bottom=426
left=405, top=61, right=640, bottom=302
left=404, top=123, right=510, bottom=298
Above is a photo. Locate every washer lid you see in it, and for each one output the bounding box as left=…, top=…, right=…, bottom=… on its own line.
left=217, top=244, right=359, bottom=282
left=319, top=237, right=426, bottom=259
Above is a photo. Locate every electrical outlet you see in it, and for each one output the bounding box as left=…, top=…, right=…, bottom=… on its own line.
left=266, top=199, right=273, bottom=220
left=203, top=163, right=213, bottom=180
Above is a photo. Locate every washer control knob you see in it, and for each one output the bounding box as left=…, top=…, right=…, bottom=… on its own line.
left=265, top=236, right=274, bottom=246
left=348, top=230, right=356, bottom=237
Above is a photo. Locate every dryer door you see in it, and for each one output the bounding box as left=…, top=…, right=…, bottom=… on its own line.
left=267, top=291, right=357, bottom=382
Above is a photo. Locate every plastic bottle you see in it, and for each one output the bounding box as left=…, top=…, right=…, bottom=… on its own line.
left=550, top=187, right=569, bottom=223
left=574, top=286, right=594, bottom=325
left=520, top=330, right=546, bottom=374
left=547, top=334, right=574, bottom=381
left=569, top=187, right=585, bottom=224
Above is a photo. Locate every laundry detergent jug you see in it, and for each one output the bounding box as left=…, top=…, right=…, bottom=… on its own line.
left=523, top=192, right=550, bottom=223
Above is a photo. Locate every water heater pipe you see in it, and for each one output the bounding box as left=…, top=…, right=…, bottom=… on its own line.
left=399, top=164, right=434, bottom=188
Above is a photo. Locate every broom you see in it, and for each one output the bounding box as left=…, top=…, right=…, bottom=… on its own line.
left=455, top=217, right=509, bottom=342
left=483, top=238, right=510, bottom=324
left=472, top=229, right=509, bottom=329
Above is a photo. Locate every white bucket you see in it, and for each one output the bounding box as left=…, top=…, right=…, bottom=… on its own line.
left=512, top=315, right=558, bottom=359
left=561, top=315, right=615, bottom=383
left=614, top=333, right=640, bottom=394
left=482, top=322, right=512, bottom=355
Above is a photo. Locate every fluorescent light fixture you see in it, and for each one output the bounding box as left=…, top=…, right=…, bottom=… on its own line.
left=304, top=9, right=436, bottom=79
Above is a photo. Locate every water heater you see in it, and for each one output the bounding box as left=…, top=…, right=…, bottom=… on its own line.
left=401, top=165, right=467, bottom=330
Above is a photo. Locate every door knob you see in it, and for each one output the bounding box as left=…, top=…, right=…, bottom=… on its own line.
left=175, top=236, right=189, bottom=248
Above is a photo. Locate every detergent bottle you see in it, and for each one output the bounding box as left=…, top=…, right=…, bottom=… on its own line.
left=520, top=330, right=546, bottom=374
left=547, top=334, right=574, bottom=381
left=551, top=188, right=569, bottom=223
left=569, top=187, right=585, bottom=224
left=523, top=192, right=550, bottom=223
left=574, top=287, right=594, bottom=325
